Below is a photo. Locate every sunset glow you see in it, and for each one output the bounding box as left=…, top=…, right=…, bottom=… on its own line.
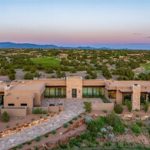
left=0, top=0, right=150, bottom=46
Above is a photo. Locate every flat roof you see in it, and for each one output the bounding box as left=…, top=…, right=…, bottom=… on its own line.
left=0, top=82, right=7, bottom=92
left=106, top=80, right=150, bottom=87
left=8, top=81, right=45, bottom=92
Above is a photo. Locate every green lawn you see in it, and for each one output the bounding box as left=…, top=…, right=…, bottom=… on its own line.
left=31, top=57, right=60, bottom=68
left=141, top=63, right=150, bottom=71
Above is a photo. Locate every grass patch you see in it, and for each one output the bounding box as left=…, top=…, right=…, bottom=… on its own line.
left=31, top=57, right=60, bottom=68
left=142, top=63, right=150, bottom=71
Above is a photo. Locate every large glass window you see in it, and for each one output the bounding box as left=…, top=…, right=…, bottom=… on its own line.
left=83, top=87, right=102, bottom=98
left=44, top=87, right=66, bottom=98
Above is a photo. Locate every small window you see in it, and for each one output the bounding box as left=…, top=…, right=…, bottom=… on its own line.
left=49, top=104, right=55, bottom=106
left=20, top=103, right=27, bottom=106
left=8, top=103, right=14, bottom=106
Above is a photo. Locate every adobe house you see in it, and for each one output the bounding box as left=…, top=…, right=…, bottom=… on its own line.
left=0, top=76, right=150, bottom=116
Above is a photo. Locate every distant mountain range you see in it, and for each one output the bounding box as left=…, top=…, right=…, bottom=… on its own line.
left=0, top=42, right=150, bottom=50
left=0, top=42, right=59, bottom=49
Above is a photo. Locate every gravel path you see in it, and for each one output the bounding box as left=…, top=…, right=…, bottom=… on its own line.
left=0, top=100, right=84, bottom=150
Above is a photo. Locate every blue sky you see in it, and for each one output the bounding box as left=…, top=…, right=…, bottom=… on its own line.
left=0, top=0, right=150, bottom=46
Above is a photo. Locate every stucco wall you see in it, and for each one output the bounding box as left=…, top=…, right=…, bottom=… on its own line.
left=66, top=76, right=83, bottom=99
left=116, top=90, right=123, bottom=104
left=132, top=84, right=141, bottom=110
left=4, top=95, right=34, bottom=113
left=4, top=95, right=33, bottom=110
left=92, top=101, right=114, bottom=112
left=1, top=107, right=27, bottom=117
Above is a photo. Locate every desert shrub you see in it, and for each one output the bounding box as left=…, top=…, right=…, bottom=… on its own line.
left=136, top=120, right=143, bottom=127
left=87, top=116, right=106, bottom=133
left=146, top=126, right=150, bottom=135
left=1, top=111, right=10, bottom=122
left=63, top=123, right=69, bottom=128
left=106, top=112, right=125, bottom=133
left=27, top=141, right=32, bottom=145
left=35, top=136, right=41, bottom=142
left=126, top=101, right=132, bottom=112
left=44, top=133, right=49, bottom=138
left=73, top=117, right=78, bottom=120
left=17, top=144, right=23, bottom=149
left=34, top=146, right=39, bottom=150
left=32, top=108, right=47, bottom=114
left=84, top=101, right=92, bottom=113
left=24, top=72, right=34, bottom=79
left=84, top=116, right=93, bottom=124
left=69, top=120, right=73, bottom=124
left=8, top=73, right=15, bottom=80
left=114, top=104, right=123, bottom=114
left=131, top=123, right=141, bottom=134
left=51, top=130, right=56, bottom=135
left=143, top=102, right=149, bottom=112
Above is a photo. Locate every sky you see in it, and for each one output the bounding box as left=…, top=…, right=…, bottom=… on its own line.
left=0, top=0, right=150, bottom=46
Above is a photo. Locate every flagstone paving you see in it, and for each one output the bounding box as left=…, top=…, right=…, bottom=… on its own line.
left=0, top=100, right=84, bottom=150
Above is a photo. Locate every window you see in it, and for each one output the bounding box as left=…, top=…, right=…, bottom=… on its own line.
left=20, top=103, right=27, bottom=106
left=49, top=104, right=55, bottom=106
left=44, top=87, right=66, bottom=98
left=8, top=103, right=14, bottom=106
left=83, top=87, right=103, bottom=98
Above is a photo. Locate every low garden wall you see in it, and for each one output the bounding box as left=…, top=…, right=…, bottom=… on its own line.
left=33, top=105, right=64, bottom=113
left=48, top=105, right=64, bottom=113
left=92, top=101, right=114, bottom=112
left=1, top=107, right=27, bottom=117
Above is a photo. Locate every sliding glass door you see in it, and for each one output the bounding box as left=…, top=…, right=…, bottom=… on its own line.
left=83, top=87, right=102, bottom=98
left=44, top=87, right=66, bottom=98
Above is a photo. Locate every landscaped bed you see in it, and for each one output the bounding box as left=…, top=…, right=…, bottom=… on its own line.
left=55, top=112, right=150, bottom=150
left=0, top=112, right=58, bottom=138
left=11, top=115, right=85, bottom=150
left=10, top=109, right=150, bottom=150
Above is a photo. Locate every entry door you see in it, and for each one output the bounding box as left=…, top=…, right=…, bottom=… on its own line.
left=72, top=89, right=77, bottom=98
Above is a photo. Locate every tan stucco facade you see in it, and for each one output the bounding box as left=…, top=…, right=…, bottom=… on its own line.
left=1, top=76, right=150, bottom=116
left=132, top=84, right=141, bottom=110
left=66, top=76, right=82, bottom=99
